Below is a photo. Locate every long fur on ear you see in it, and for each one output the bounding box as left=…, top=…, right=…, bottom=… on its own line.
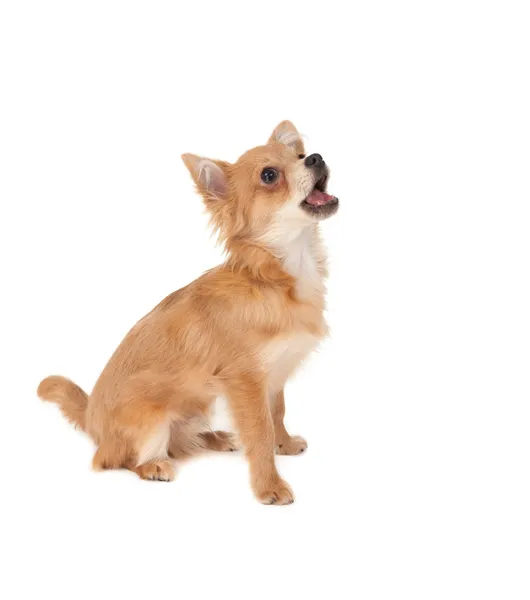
left=269, top=120, right=305, bottom=155
left=182, top=153, right=228, bottom=199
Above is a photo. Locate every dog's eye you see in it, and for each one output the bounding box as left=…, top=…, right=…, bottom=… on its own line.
left=298, top=154, right=306, bottom=159
left=261, top=168, right=278, bottom=184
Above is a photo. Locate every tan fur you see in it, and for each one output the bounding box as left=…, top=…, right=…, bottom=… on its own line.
left=38, top=121, right=337, bottom=504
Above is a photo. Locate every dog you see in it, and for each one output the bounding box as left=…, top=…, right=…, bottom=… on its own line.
left=38, top=121, right=339, bottom=504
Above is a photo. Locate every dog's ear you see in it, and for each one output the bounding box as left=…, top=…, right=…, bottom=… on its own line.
left=268, top=120, right=305, bottom=155
left=182, top=154, right=229, bottom=200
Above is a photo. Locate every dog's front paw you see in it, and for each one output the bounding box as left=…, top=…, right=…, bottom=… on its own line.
left=276, top=435, right=307, bottom=455
left=254, top=477, right=294, bottom=505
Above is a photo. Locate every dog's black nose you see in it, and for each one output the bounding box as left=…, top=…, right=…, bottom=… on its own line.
left=305, top=153, right=324, bottom=168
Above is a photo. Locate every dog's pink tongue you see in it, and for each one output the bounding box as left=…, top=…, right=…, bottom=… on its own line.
left=306, top=189, right=335, bottom=206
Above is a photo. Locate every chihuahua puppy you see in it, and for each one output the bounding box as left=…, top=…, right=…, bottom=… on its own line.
left=38, top=121, right=338, bottom=504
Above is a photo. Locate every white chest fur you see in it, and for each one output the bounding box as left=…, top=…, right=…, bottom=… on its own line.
left=259, top=218, right=328, bottom=391
left=260, top=332, right=321, bottom=393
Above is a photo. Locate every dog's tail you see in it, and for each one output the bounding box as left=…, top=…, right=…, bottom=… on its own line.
left=37, top=375, right=89, bottom=431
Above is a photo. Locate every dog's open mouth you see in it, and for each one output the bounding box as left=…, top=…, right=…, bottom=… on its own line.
left=300, top=174, right=339, bottom=218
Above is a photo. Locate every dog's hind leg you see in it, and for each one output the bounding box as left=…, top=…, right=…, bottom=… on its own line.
left=92, top=435, right=134, bottom=472
left=167, top=415, right=240, bottom=460
left=133, top=421, right=175, bottom=482
left=198, top=430, right=239, bottom=452
left=109, top=371, right=209, bottom=481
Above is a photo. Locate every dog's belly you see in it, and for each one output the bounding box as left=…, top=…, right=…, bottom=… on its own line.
left=260, top=333, right=321, bottom=394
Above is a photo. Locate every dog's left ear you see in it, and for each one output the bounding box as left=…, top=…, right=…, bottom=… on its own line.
left=182, top=153, right=229, bottom=201
left=269, top=120, right=305, bottom=155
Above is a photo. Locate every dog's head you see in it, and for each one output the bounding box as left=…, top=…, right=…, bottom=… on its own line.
left=182, top=121, right=338, bottom=246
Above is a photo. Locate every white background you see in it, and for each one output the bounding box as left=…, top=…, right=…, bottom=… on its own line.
left=1, top=1, right=529, bottom=598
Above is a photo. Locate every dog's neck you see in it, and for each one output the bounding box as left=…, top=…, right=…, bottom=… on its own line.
left=259, top=220, right=327, bottom=301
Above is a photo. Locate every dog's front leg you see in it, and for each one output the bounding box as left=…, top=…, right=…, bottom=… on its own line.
left=271, top=388, right=308, bottom=455
left=226, top=377, right=294, bottom=505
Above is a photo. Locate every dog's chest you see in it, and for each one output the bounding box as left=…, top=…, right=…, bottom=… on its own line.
left=261, top=331, right=322, bottom=391
left=259, top=225, right=328, bottom=389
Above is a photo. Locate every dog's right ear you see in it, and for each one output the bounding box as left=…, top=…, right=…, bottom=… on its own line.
left=268, top=120, right=305, bottom=155
left=182, top=154, right=229, bottom=200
